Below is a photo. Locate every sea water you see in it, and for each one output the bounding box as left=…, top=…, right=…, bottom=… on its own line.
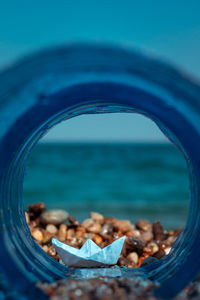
left=24, top=143, right=189, bottom=229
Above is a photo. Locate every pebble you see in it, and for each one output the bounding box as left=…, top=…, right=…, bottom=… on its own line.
left=66, top=228, right=75, bottom=239
left=126, top=236, right=145, bottom=256
left=141, top=231, right=154, bottom=243
left=127, top=252, right=139, bottom=265
left=92, top=234, right=103, bottom=245
left=82, top=218, right=101, bottom=234
left=28, top=202, right=46, bottom=217
left=164, top=247, right=171, bottom=255
left=31, top=229, right=43, bottom=242
left=113, top=219, right=132, bottom=233
left=136, top=219, right=153, bottom=232
left=126, top=229, right=141, bottom=237
left=40, top=209, right=69, bottom=225
left=153, top=249, right=166, bottom=259
left=118, top=256, right=131, bottom=267
left=48, top=246, right=57, bottom=258
left=144, top=242, right=159, bottom=255
left=68, top=216, right=80, bottom=227
left=46, top=224, right=58, bottom=235
left=42, top=245, right=49, bottom=252
left=153, top=221, right=166, bottom=241
left=58, top=224, right=67, bottom=242
left=90, top=212, right=104, bottom=224
left=42, top=231, right=54, bottom=244
left=100, top=223, right=114, bottom=235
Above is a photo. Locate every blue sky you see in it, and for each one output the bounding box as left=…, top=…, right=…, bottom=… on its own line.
left=0, top=1, right=199, bottom=142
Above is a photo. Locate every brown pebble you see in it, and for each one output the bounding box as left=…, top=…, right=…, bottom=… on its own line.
left=84, top=233, right=94, bottom=239
left=42, top=245, right=49, bottom=252
left=153, top=249, right=166, bottom=259
left=136, top=219, right=153, bottom=232
left=58, top=224, right=67, bottom=242
left=114, top=220, right=133, bottom=233
left=144, top=242, right=159, bottom=255
left=68, top=216, right=80, bottom=227
left=92, top=234, right=103, bottom=245
left=42, top=231, right=54, bottom=244
left=46, top=224, right=58, bottom=235
left=48, top=246, right=57, bottom=257
left=100, top=223, right=114, bottom=235
left=127, top=252, right=139, bottom=265
left=76, top=226, right=86, bottom=237
left=66, top=228, right=75, bottom=239
left=32, top=229, right=43, bottom=242
left=126, top=236, right=145, bottom=256
left=90, top=212, right=104, bottom=224
left=153, top=221, right=166, bottom=241
left=28, top=202, right=46, bottom=218
left=82, top=219, right=101, bottom=234
left=140, top=231, right=154, bottom=243
left=118, top=256, right=131, bottom=266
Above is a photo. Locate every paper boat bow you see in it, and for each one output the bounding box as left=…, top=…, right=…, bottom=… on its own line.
left=52, top=236, right=125, bottom=267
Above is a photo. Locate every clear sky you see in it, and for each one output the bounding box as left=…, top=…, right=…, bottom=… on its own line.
left=0, top=1, right=199, bottom=142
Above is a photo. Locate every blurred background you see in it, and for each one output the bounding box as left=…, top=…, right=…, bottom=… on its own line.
left=1, top=1, right=199, bottom=229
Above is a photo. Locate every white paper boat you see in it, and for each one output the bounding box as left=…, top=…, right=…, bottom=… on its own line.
left=52, top=236, right=126, bottom=267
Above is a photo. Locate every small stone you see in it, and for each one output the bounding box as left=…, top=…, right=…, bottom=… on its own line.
left=144, top=242, right=159, bottom=255
left=90, top=212, right=104, bottom=224
left=153, top=221, right=166, bottom=241
left=153, top=249, right=166, bottom=259
left=84, top=233, right=94, bottom=239
left=68, top=216, right=80, bottom=227
left=42, top=245, right=49, bottom=252
left=100, top=223, right=114, bottom=235
left=66, top=228, right=75, bottom=239
left=82, top=219, right=101, bottom=234
left=58, top=224, right=67, bottom=242
left=118, top=256, right=131, bottom=267
left=46, top=224, right=58, bottom=235
left=126, top=236, right=145, bottom=256
left=76, top=226, right=86, bottom=237
left=42, top=231, right=54, bottom=244
left=136, top=219, right=153, bottom=232
left=48, top=246, right=57, bottom=257
left=32, top=229, right=43, bottom=242
left=164, top=247, right=171, bottom=255
left=114, top=220, right=132, bottom=233
left=140, top=231, right=154, bottom=243
left=28, top=202, right=46, bottom=218
left=40, top=209, right=69, bottom=225
left=92, top=234, right=103, bottom=245
left=127, top=252, right=139, bottom=265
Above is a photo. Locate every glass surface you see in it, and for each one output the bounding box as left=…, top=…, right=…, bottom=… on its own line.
left=0, top=43, right=200, bottom=299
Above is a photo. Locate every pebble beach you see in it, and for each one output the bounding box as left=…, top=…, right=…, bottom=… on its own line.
left=24, top=202, right=200, bottom=299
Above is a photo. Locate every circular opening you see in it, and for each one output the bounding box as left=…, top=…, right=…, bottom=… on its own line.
left=6, top=93, right=195, bottom=286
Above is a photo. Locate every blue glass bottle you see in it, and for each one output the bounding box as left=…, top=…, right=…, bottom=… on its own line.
left=0, top=43, right=200, bottom=299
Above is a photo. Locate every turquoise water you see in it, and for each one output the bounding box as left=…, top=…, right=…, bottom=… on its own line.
left=24, top=143, right=190, bottom=229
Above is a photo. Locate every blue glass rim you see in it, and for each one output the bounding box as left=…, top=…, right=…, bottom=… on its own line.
left=0, top=42, right=200, bottom=299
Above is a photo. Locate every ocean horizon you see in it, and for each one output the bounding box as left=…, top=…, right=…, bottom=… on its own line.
left=23, top=142, right=190, bottom=230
